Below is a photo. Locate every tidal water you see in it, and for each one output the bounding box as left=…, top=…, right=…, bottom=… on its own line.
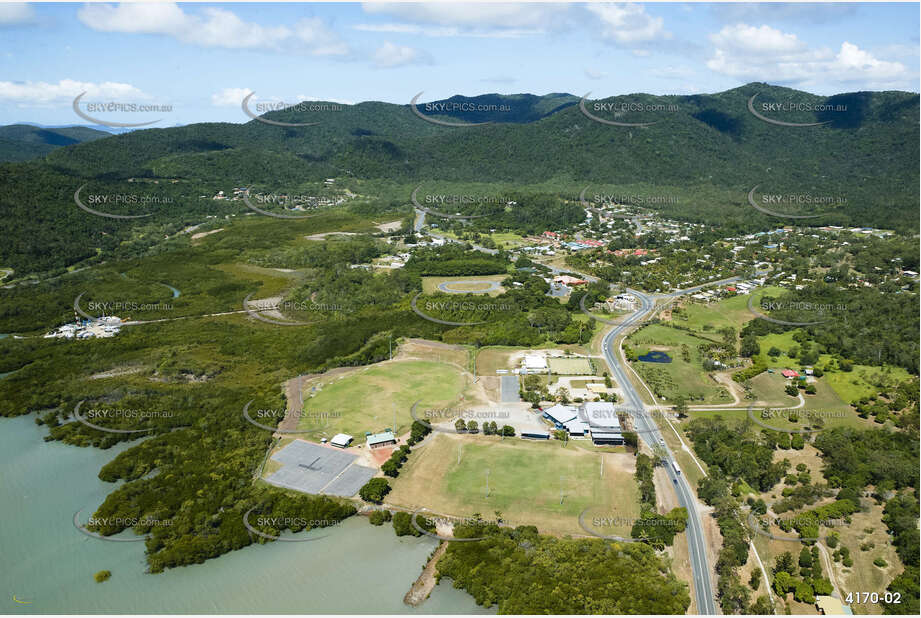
left=0, top=415, right=488, bottom=614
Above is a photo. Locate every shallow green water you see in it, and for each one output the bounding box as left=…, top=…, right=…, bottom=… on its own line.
left=0, top=415, right=488, bottom=614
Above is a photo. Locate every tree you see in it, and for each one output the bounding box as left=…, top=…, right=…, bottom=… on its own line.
left=467, top=420, right=478, bottom=433
left=749, top=595, right=772, bottom=614
left=740, top=336, right=760, bottom=358
left=673, top=395, right=689, bottom=418
left=773, top=571, right=793, bottom=596
left=369, top=510, right=391, bottom=525
left=749, top=567, right=762, bottom=591
left=359, top=478, right=391, bottom=504
left=381, top=460, right=400, bottom=477
left=501, top=425, right=515, bottom=437
left=799, top=546, right=813, bottom=569
left=794, top=580, right=815, bottom=604
left=785, top=383, right=799, bottom=397
left=556, top=387, right=570, bottom=404
left=455, top=419, right=467, bottom=432
left=775, top=552, right=797, bottom=576
left=768, top=346, right=782, bottom=357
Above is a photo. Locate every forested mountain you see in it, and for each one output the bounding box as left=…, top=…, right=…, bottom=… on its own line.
left=0, top=124, right=111, bottom=162
left=0, top=84, right=917, bottom=277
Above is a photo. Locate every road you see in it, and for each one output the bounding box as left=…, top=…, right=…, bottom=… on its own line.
left=600, top=288, right=718, bottom=615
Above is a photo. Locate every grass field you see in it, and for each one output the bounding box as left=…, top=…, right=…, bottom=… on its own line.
left=548, top=356, right=594, bottom=375
left=389, top=433, right=641, bottom=536
left=670, top=286, right=786, bottom=333
left=296, top=359, right=470, bottom=438
left=823, top=364, right=913, bottom=403
left=397, top=339, right=472, bottom=372
left=421, top=274, right=507, bottom=296
left=436, top=230, right=528, bottom=250
left=628, top=324, right=732, bottom=404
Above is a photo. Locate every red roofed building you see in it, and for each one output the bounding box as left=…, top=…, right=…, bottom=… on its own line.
left=781, top=369, right=800, bottom=378
left=543, top=231, right=561, bottom=239
left=581, top=239, right=604, bottom=247
left=726, top=286, right=737, bottom=292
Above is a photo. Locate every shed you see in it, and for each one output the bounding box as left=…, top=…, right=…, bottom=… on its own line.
left=330, top=433, right=353, bottom=448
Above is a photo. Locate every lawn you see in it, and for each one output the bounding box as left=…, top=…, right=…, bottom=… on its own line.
left=389, top=433, right=641, bottom=537
left=296, top=359, right=469, bottom=438
left=627, top=324, right=732, bottom=404
left=548, top=356, right=595, bottom=375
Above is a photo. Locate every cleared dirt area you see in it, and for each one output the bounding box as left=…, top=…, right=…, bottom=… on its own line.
left=375, top=220, right=402, bottom=232
left=191, top=228, right=224, bottom=240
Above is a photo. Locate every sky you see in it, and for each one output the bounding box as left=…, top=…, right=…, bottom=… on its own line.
left=1, top=1, right=918, bottom=127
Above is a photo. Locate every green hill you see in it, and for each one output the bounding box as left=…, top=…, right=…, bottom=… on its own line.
left=0, top=124, right=111, bottom=162
left=0, top=84, right=917, bottom=277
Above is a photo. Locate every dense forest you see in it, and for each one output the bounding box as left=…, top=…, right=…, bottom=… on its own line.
left=1, top=83, right=918, bottom=277
left=436, top=524, right=691, bottom=614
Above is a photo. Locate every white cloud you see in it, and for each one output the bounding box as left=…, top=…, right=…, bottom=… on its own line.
left=353, top=22, right=541, bottom=38
left=587, top=3, right=670, bottom=45
left=706, top=23, right=908, bottom=88
left=0, top=79, right=148, bottom=104
left=77, top=3, right=347, bottom=55
left=362, top=2, right=567, bottom=30
left=0, top=2, right=34, bottom=25
left=211, top=87, right=253, bottom=107
left=709, top=23, right=805, bottom=57
left=373, top=41, right=430, bottom=68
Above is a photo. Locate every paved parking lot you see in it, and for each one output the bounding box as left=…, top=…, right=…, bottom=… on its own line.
left=499, top=375, right=520, bottom=402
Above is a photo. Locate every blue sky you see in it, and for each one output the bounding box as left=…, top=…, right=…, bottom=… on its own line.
left=1, top=1, right=918, bottom=127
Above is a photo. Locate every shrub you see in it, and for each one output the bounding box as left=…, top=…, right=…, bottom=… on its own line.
left=94, top=570, right=111, bottom=583
left=369, top=510, right=392, bottom=526
left=359, top=478, right=391, bottom=504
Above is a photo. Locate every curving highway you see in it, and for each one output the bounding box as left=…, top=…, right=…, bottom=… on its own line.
left=600, top=288, right=717, bottom=615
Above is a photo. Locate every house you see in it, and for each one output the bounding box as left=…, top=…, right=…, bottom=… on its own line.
left=366, top=431, right=396, bottom=449
left=330, top=433, right=353, bottom=448
left=781, top=369, right=800, bottom=379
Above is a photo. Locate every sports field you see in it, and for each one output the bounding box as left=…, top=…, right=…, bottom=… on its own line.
left=296, top=359, right=470, bottom=438
left=421, top=274, right=507, bottom=296
left=547, top=356, right=594, bottom=375
left=388, top=433, right=641, bottom=536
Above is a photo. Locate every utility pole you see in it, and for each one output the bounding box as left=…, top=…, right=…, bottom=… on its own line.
left=559, top=476, right=565, bottom=504
left=485, top=468, right=490, bottom=498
